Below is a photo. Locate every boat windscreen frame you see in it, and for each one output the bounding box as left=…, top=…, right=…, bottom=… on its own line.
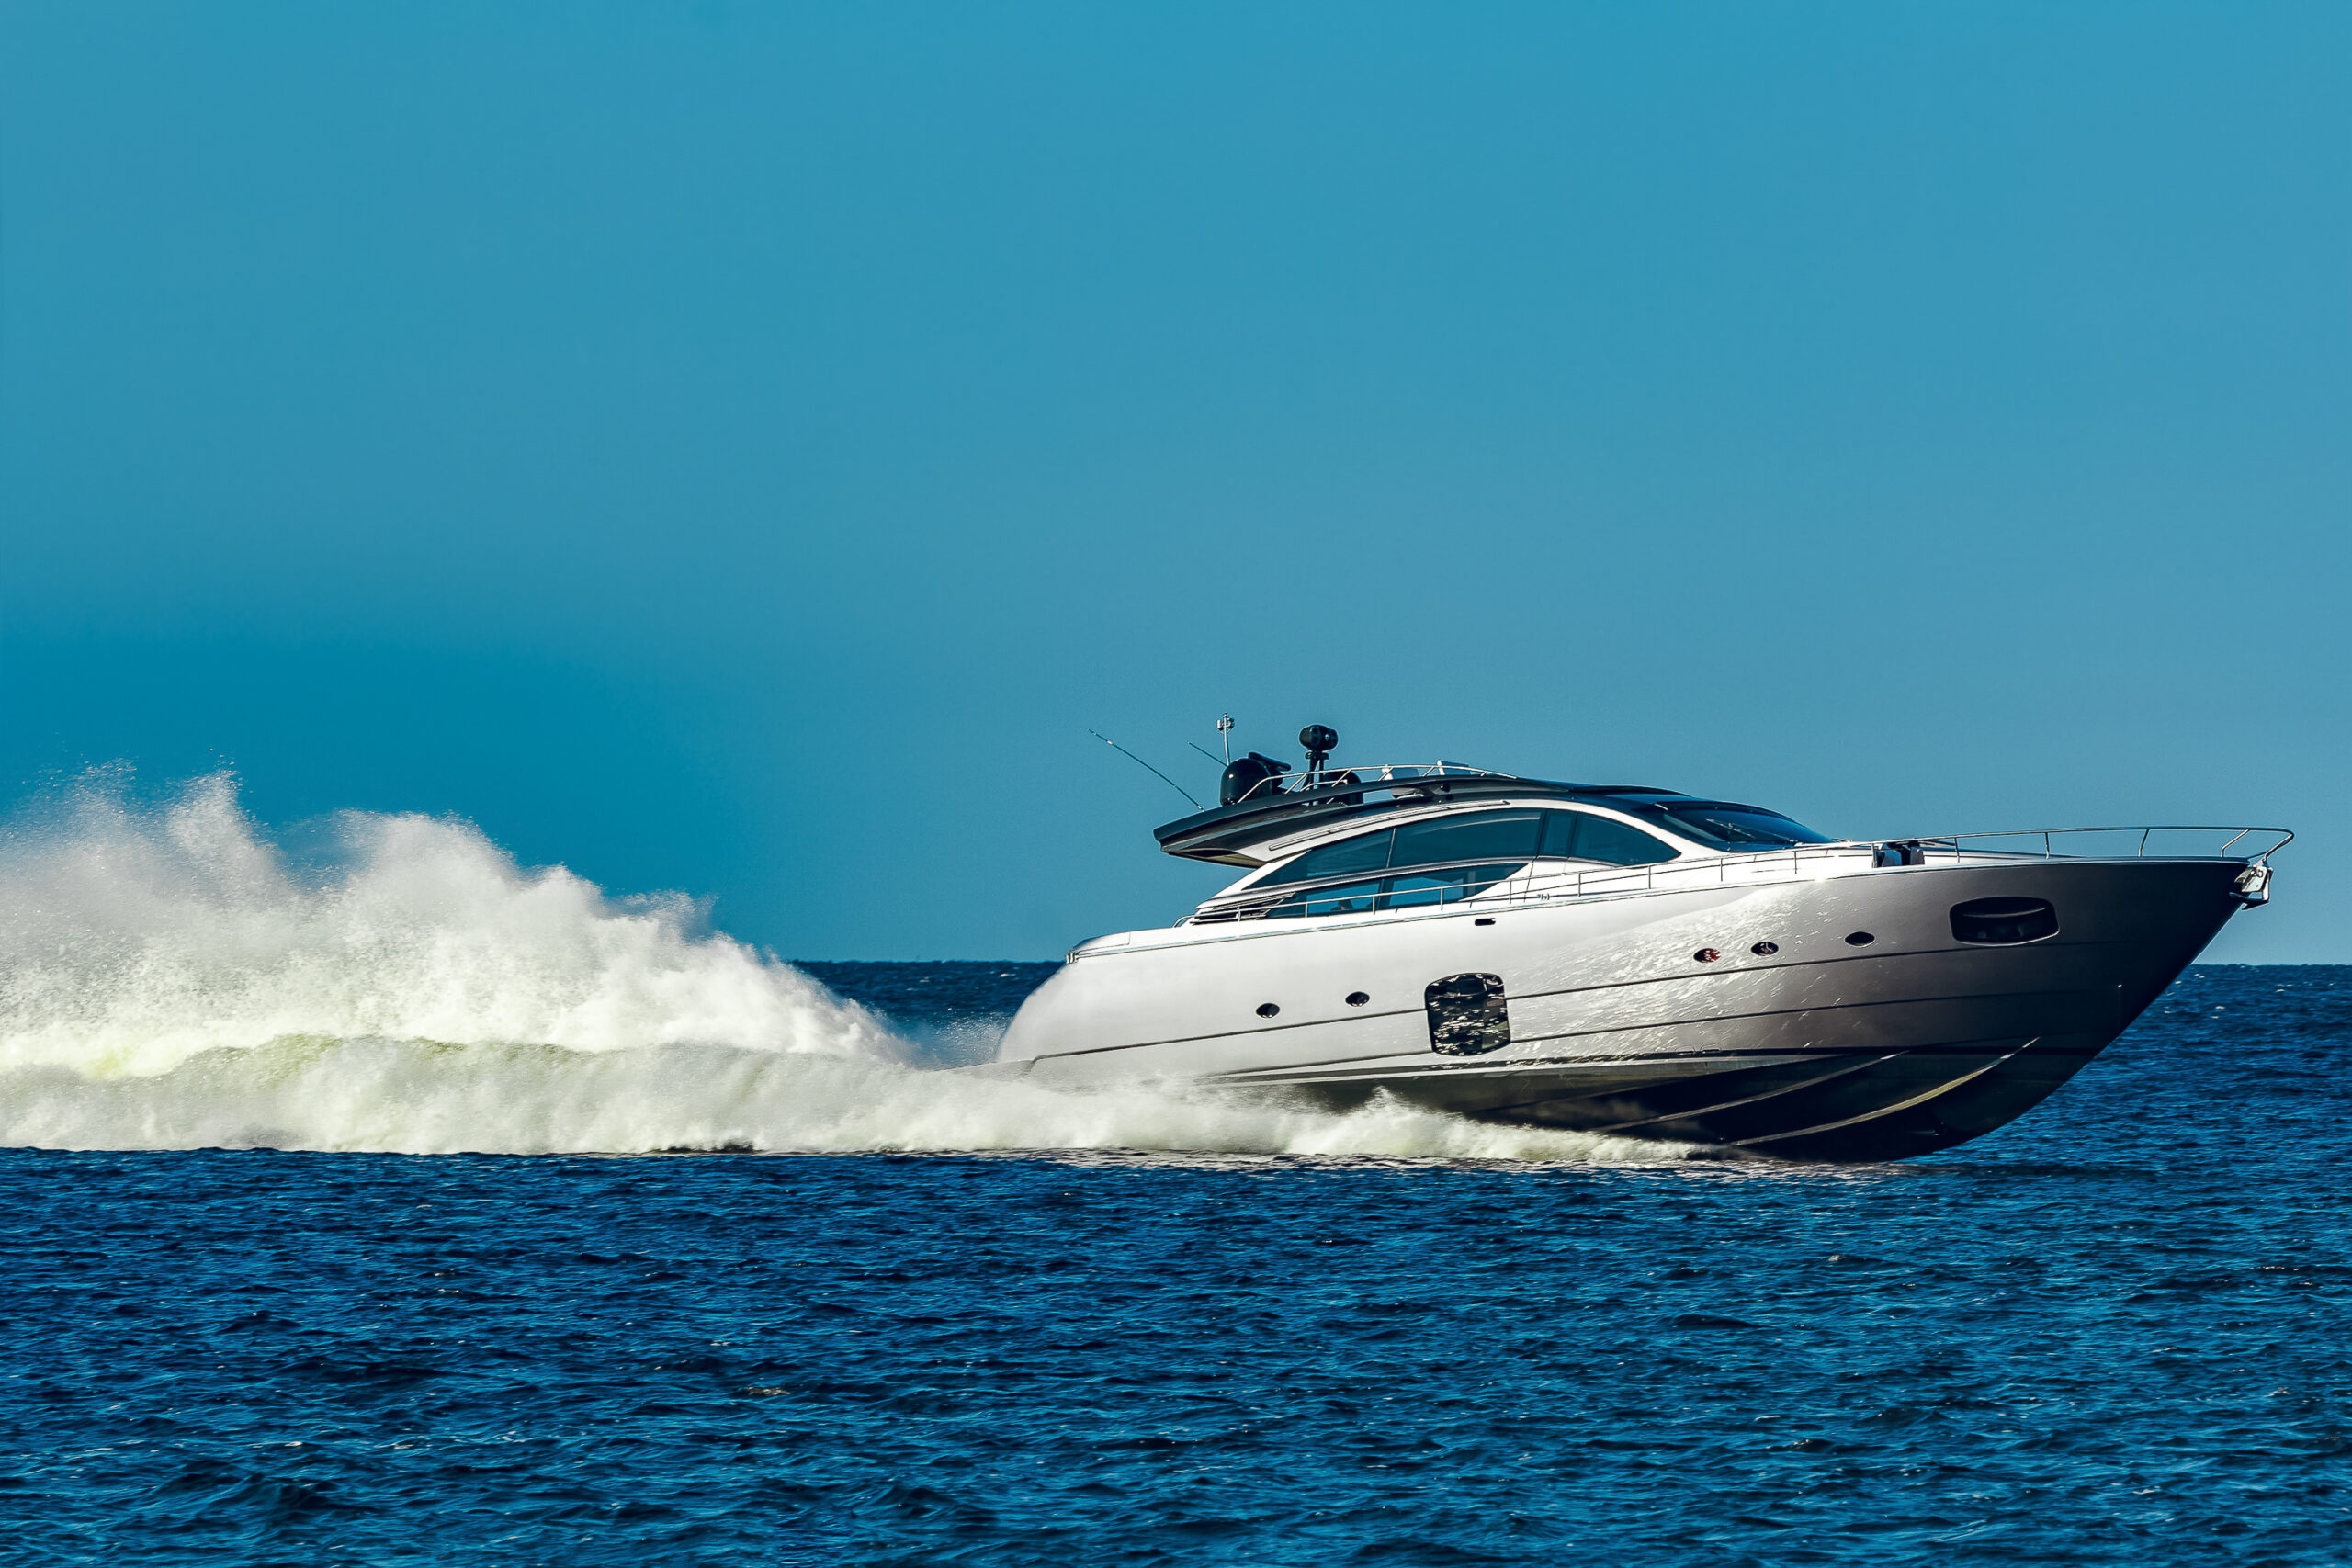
left=1606, top=797, right=1839, bottom=852
left=1152, top=772, right=1685, bottom=864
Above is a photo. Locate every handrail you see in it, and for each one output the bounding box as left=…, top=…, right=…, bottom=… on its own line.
left=1230, top=761, right=1504, bottom=804
left=1193, top=853, right=1536, bottom=922
left=1184, top=824, right=2293, bottom=925
left=1863, top=825, right=2293, bottom=863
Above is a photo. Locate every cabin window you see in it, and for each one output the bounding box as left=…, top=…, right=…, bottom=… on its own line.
left=1259, top=878, right=1385, bottom=919
left=1259, top=865, right=1525, bottom=919
left=1380, top=864, right=1522, bottom=910
left=1386, top=811, right=1545, bottom=870
left=1260, top=810, right=1546, bottom=889
left=1540, top=811, right=1679, bottom=866
left=1256, top=829, right=1396, bottom=887
left=1246, top=807, right=1679, bottom=919
left=1650, top=804, right=1837, bottom=850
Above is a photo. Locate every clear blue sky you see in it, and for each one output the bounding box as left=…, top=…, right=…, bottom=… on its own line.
left=2, top=3, right=2345, bottom=960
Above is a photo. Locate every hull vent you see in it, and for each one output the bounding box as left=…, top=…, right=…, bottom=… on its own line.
left=1426, top=973, right=1510, bottom=1055
left=1951, top=897, right=2058, bottom=945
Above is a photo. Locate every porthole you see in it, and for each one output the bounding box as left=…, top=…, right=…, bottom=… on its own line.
left=1693, top=948, right=1722, bottom=963
left=1751, top=941, right=1780, bottom=956
left=1845, top=931, right=1876, bottom=947
left=1255, top=1002, right=1280, bottom=1019
left=1345, top=991, right=1371, bottom=1007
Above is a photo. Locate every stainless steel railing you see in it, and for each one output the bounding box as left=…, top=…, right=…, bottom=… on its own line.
left=1858, top=825, right=2293, bottom=864
left=1227, top=761, right=1504, bottom=804
left=1183, top=824, right=2291, bottom=925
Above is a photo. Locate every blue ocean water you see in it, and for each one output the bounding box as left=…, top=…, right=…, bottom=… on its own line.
left=5, top=963, right=2347, bottom=1565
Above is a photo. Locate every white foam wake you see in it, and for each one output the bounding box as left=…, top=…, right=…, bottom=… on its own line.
left=0, top=773, right=1688, bottom=1161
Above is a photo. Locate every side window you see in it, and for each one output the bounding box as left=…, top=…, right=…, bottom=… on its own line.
left=1259, top=829, right=1394, bottom=887
left=1538, top=811, right=1581, bottom=858
left=1380, top=864, right=1518, bottom=910
left=1386, top=811, right=1544, bottom=871
left=1544, top=811, right=1678, bottom=866
left=1261, top=878, right=1384, bottom=919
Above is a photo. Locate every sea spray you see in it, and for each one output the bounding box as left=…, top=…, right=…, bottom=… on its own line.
left=0, top=772, right=890, bottom=1077
left=0, top=773, right=1690, bottom=1161
left=0, top=1035, right=1687, bottom=1158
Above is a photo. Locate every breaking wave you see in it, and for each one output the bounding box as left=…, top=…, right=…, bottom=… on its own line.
left=0, top=773, right=1685, bottom=1161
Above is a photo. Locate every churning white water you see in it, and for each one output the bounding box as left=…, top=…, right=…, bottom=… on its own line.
left=0, top=773, right=1682, bottom=1160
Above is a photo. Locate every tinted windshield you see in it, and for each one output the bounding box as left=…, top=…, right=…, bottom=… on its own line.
left=1539, top=810, right=1679, bottom=866
left=1387, top=811, right=1544, bottom=868
left=1260, top=811, right=1545, bottom=886
left=1257, top=828, right=1395, bottom=886
left=1652, top=803, right=1838, bottom=850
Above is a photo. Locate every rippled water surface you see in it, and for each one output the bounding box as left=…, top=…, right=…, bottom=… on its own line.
left=5, top=963, right=2348, bottom=1565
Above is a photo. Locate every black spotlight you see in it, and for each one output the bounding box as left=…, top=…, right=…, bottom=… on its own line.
left=1299, top=725, right=1339, bottom=772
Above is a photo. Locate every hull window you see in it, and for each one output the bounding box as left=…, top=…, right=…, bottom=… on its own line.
left=1951, top=897, right=2058, bottom=945
left=1426, top=973, right=1510, bottom=1056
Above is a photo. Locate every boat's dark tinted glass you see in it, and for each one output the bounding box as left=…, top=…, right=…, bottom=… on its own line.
left=1258, top=829, right=1395, bottom=887
left=1263, top=811, right=1561, bottom=890
left=1544, top=812, right=1679, bottom=866
left=1379, top=865, right=1517, bottom=910
left=1387, top=812, right=1544, bottom=871
left=1655, top=806, right=1837, bottom=849
left=1261, top=878, right=1384, bottom=919
left=1538, top=812, right=1579, bottom=858
left=1259, top=862, right=1523, bottom=919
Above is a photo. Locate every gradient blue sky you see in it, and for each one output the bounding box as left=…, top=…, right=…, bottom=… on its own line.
left=2, top=3, right=2345, bottom=959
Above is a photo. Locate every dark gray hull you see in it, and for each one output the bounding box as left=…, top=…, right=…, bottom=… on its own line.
left=1243, top=1031, right=2115, bottom=1161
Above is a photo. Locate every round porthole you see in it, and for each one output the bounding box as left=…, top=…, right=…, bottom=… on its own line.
left=1255, top=1002, right=1280, bottom=1018
left=1751, top=941, right=1780, bottom=955
left=1845, top=931, right=1876, bottom=947
left=1345, top=991, right=1370, bottom=1007
left=1693, top=948, right=1722, bottom=963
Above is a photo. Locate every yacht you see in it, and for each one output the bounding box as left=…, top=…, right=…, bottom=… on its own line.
left=989, top=727, right=2289, bottom=1160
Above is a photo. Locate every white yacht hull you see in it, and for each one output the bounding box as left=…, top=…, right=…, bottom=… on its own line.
left=989, top=858, right=2248, bottom=1160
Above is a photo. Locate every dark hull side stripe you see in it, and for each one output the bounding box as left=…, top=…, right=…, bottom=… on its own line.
left=1199, top=1032, right=2072, bottom=1090
left=1728, top=1048, right=2025, bottom=1146
left=1569, top=1051, right=1905, bottom=1134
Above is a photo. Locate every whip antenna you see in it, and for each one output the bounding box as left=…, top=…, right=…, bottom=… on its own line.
left=1089, top=731, right=1202, bottom=808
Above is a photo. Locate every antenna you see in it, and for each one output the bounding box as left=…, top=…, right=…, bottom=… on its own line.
left=1216, top=711, right=1234, bottom=762
left=1088, top=731, right=1203, bottom=808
